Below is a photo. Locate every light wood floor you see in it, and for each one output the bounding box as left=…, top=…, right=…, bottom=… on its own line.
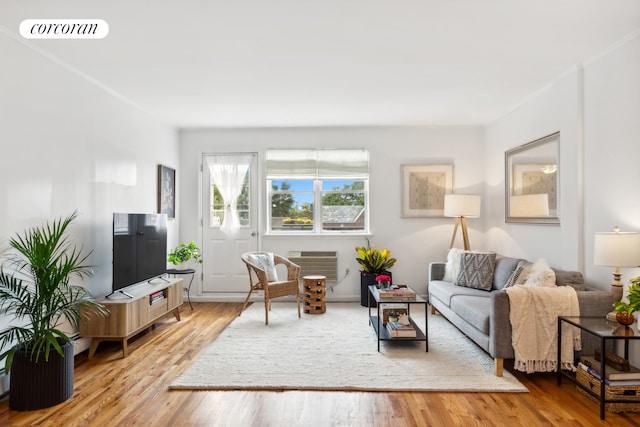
left=0, top=302, right=638, bottom=426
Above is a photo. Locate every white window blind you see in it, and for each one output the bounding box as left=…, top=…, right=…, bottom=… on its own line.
left=266, top=149, right=368, bottom=179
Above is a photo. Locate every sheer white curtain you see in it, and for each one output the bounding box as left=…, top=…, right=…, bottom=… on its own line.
left=206, top=155, right=251, bottom=232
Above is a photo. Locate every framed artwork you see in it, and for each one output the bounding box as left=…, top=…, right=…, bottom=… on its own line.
left=505, top=132, right=559, bottom=224
left=158, top=165, right=175, bottom=219
left=401, top=164, right=454, bottom=217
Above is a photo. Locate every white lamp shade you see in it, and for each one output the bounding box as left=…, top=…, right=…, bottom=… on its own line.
left=510, top=194, right=549, bottom=217
left=444, top=194, right=481, bottom=218
left=594, top=231, right=640, bottom=267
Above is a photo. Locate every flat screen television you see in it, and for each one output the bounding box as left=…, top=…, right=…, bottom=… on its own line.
left=112, top=213, right=168, bottom=295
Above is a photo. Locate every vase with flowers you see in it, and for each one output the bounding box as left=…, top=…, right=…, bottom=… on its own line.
left=376, top=274, right=392, bottom=289
left=613, top=277, right=640, bottom=326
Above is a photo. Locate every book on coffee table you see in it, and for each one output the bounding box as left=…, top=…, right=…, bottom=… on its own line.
left=377, top=286, right=416, bottom=299
left=386, top=321, right=417, bottom=337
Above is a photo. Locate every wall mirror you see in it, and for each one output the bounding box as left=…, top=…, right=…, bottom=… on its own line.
left=505, top=132, right=559, bottom=224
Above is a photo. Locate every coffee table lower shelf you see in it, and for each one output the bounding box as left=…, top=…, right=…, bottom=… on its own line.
left=370, top=315, right=427, bottom=350
left=368, top=285, right=428, bottom=352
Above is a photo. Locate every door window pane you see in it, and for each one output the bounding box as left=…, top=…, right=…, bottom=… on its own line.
left=210, top=170, right=250, bottom=228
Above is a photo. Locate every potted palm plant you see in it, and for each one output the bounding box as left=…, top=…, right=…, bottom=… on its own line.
left=355, top=244, right=397, bottom=307
left=0, top=211, right=106, bottom=411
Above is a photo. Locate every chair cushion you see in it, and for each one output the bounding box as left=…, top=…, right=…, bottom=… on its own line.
left=248, top=253, right=278, bottom=282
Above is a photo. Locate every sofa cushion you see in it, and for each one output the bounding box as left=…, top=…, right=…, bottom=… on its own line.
left=456, top=252, right=496, bottom=291
left=493, top=256, right=523, bottom=290
left=554, top=269, right=587, bottom=291
left=450, top=295, right=491, bottom=334
left=429, top=280, right=492, bottom=307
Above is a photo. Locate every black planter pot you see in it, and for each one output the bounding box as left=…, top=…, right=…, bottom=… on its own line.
left=360, top=271, right=392, bottom=307
left=10, top=340, right=74, bottom=411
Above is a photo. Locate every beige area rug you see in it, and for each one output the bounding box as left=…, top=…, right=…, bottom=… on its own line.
left=170, top=302, right=528, bottom=392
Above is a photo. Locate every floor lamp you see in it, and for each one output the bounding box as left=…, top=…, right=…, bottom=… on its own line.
left=594, top=227, right=640, bottom=321
left=444, top=194, right=481, bottom=251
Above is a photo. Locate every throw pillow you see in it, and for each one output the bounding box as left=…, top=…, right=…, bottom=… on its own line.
left=248, top=253, right=278, bottom=282
left=523, top=258, right=556, bottom=287
left=455, top=252, right=497, bottom=291
left=492, top=256, right=523, bottom=290
left=443, top=248, right=465, bottom=282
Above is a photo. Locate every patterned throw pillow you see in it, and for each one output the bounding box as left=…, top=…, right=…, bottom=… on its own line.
left=504, top=262, right=532, bottom=288
left=248, top=253, right=278, bottom=282
left=455, top=252, right=497, bottom=291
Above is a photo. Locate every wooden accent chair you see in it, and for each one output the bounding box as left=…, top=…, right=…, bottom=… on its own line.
left=240, top=252, right=301, bottom=325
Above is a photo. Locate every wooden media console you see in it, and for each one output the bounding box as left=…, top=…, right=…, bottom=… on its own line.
left=80, top=278, right=183, bottom=358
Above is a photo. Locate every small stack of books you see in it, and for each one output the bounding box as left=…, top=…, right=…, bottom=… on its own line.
left=386, top=321, right=416, bottom=337
left=149, top=291, right=165, bottom=305
left=377, top=286, right=416, bottom=299
left=578, top=355, right=640, bottom=386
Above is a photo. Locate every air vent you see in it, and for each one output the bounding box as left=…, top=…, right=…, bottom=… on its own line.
left=288, top=251, right=338, bottom=282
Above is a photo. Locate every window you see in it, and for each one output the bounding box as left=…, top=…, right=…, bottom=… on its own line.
left=210, top=173, right=250, bottom=228
left=266, top=149, right=369, bottom=234
left=205, top=154, right=252, bottom=229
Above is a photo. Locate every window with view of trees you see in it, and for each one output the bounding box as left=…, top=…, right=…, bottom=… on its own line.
left=266, top=149, right=369, bottom=234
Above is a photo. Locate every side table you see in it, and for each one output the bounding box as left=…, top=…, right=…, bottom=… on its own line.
left=557, top=316, right=640, bottom=420
left=302, top=275, right=326, bottom=314
left=167, top=268, right=196, bottom=310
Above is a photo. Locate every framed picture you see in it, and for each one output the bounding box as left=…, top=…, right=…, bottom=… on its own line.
left=401, top=164, right=454, bottom=217
left=158, top=165, right=175, bottom=219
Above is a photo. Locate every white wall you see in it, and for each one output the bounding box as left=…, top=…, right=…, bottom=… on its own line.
left=179, top=126, right=484, bottom=300
left=0, top=32, right=179, bottom=300
left=485, top=31, right=640, bottom=364
left=484, top=70, right=582, bottom=270
left=582, top=33, right=640, bottom=290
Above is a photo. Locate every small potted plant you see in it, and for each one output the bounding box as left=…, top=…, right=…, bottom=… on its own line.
left=613, top=277, right=640, bottom=325
left=355, top=244, right=397, bottom=307
left=168, top=241, right=203, bottom=269
left=355, top=246, right=397, bottom=275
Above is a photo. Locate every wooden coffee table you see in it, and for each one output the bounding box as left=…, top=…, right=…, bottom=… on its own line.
left=367, top=285, right=428, bottom=352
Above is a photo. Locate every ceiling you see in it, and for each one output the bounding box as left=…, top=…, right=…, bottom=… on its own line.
left=2, top=0, right=640, bottom=128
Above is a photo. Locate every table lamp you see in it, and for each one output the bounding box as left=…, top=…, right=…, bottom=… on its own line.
left=594, top=227, right=640, bottom=321
left=444, top=194, right=481, bottom=251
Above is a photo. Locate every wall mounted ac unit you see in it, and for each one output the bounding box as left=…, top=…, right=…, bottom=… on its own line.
left=288, top=251, right=338, bottom=282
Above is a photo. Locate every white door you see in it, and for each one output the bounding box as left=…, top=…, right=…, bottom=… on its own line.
left=202, top=153, right=258, bottom=293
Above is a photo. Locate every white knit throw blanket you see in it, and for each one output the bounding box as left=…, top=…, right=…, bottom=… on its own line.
left=506, top=285, right=581, bottom=373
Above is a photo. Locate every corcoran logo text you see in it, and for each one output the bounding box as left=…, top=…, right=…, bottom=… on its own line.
left=19, top=19, right=109, bottom=39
